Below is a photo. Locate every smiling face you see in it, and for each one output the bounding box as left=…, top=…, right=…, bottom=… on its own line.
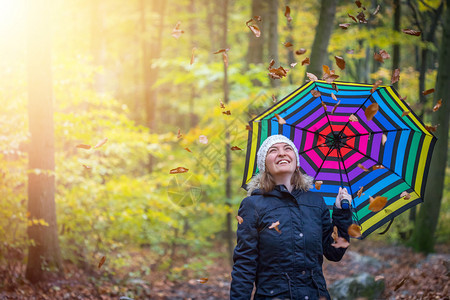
left=265, top=142, right=297, bottom=178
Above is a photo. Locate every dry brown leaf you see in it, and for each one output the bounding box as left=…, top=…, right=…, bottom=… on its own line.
left=400, top=191, right=411, bottom=200
left=170, top=167, right=189, bottom=174
left=284, top=6, right=292, bottom=22
left=356, top=11, right=368, bottom=23
left=268, top=59, right=275, bottom=69
left=331, top=100, right=341, bottom=114
left=391, top=68, right=400, bottom=84
left=219, top=99, right=225, bottom=109
left=433, top=99, right=442, bottom=112
left=323, top=65, right=331, bottom=75
left=290, top=62, right=297, bottom=68
left=368, top=196, right=388, bottom=212
left=331, top=92, right=338, bottom=101
left=335, top=56, right=346, bottom=70
left=348, top=13, right=358, bottom=23
left=269, top=66, right=288, bottom=79
left=306, top=72, right=318, bottom=81
left=311, top=90, right=322, bottom=97
left=283, top=42, right=293, bottom=48
left=372, top=165, right=385, bottom=170
left=275, top=114, right=286, bottom=125
left=401, top=110, right=410, bottom=117
left=374, top=52, right=384, bottom=63
left=402, top=29, right=421, bottom=36
left=425, top=124, right=438, bottom=132
left=184, top=147, right=192, bottom=153
left=332, top=83, right=339, bottom=92
left=321, top=101, right=327, bottom=111
left=315, top=181, right=323, bottom=190
left=213, top=48, right=230, bottom=54
left=357, top=186, right=364, bottom=198
left=177, top=129, right=183, bottom=139
left=349, top=114, right=358, bottom=122
left=382, top=134, right=387, bottom=145
left=93, top=138, right=108, bottom=149
left=222, top=110, right=231, bottom=115
left=422, top=88, right=435, bottom=95
left=373, top=4, right=380, bottom=15
left=355, top=0, right=362, bottom=8
left=231, top=146, right=242, bottom=151
left=245, top=125, right=252, bottom=131
left=370, top=80, right=383, bottom=93
left=272, top=94, right=277, bottom=103
left=248, top=24, right=261, bottom=38
left=375, top=275, right=385, bottom=282
left=346, top=49, right=355, bottom=54
left=172, top=21, right=184, bottom=39
left=332, top=237, right=350, bottom=249
left=295, top=48, right=307, bottom=55
left=324, top=74, right=339, bottom=84
left=269, top=220, right=281, bottom=233
left=98, top=256, right=106, bottom=269
left=82, top=165, right=91, bottom=170
left=339, top=23, right=351, bottom=29
left=236, top=215, right=243, bottom=224
left=199, top=135, right=208, bottom=144
left=332, top=226, right=339, bottom=242
left=365, top=103, right=379, bottom=121
left=358, top=163, right=369, bottom=172
left=302, top=57, right=310, bottom=66
left=76, top=144, right=91, bottom=150
left=197, top=278, right=208, bottom=284
left=379, top=49, right=390, bottom=60
left=190, top=47, right=196, bottom=65
left=348, top=224, right=362, bottom=238
left=253, top=16, right=262, bottom=22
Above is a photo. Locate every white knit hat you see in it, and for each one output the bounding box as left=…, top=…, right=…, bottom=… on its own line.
left=257, top=134, right=300, bottom=173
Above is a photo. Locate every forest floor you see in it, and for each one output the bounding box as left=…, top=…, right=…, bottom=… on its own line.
left=0, top=240, right=449, bottom=300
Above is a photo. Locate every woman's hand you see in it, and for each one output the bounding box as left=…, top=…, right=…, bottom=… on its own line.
left=335, top=187, right=352, bottom=209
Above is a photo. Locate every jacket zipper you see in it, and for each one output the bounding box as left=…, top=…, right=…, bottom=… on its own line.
left=283, top=272, right=293, bottom=300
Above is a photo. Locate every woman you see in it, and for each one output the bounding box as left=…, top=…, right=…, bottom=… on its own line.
left=230, top=135, right=353, bottom=300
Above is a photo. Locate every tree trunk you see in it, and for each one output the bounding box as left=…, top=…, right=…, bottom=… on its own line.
left=285, top=0, right=295, bottom=85
left=392, top=0, right=401, bottom=90
left=410, top=0, right=450, bottom=253
left=26, top=0, right=63, bottom=283
left=267, top=0, right=279, bottom=88
left=246, top=0, right=265, bottom=67
left=189, top=0, right=197, bottom=129
left=307, top=0, right=337, bottom=77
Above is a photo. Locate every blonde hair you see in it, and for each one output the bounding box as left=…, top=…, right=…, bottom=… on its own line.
left=260, top=168, right=309, bottom=193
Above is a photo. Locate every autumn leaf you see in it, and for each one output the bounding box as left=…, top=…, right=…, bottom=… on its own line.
left=219, top=99, right=225, bottom=109
left=295, top=48, right=307, bottom=55
left=422, top=88, right=435, bottom=95
left=98, top=256, right=106, bottom=269
left=268, top=59, right=275, bottom=69
left=236, top=215, right=243, bottom=224
left=82, top=164, right=91, bottom=170
left=373, top=4, right=380, bottom=15
left=356, top=11, right=368, bottom=23
left=170, top=167, right=189, bottom=174
left=231, top=146, right=242, bottom=151
left=400, top=191, right=411, bottom=200
left=76, top=144, right=91, bottom=150
left=331, top=92, right=338, bottom=101
left=348, top=224, right=362, bottom=238
left=374, top=52, right=383, bottom=63
left=272, top=94, right=277, bottom=102
left=339, top=23, right=351, bottom=29
left=332, top=83, right=339, bottom=92
left=190, top=47, right=196, bottom=65
left=379, top=49, right=390, bottom=59
left=253, top=15, right=262, bottom=22
left=332, top=226, right=339, bottom=242
left=433, top=99, right=442, bottom=112
left=323, top=64, right=331, bottom=75
left=373, top=165, right=385, bottom=170
left=197, top=278, right=208, bottom=284
left=365, top=103, right=379, bottom=121
left=269, top=66, right=288, bottom=79
left=324, top=74, right=339, bottom=84
left=332, top=237, right=350, bottom=249
left=290, top=62, right=297, bottom=68
left=355, top=0, right=362, bottom=8
left=274, top=113, right=286, bottom=125
left=349, top=114, right=358, bottom=122
left=375, top=275, right=385, bottom=281
left=283, top=42, right=293, bottom=48
left=213, top=48, right=230, bottom=54
left=368, top=196, right=388, bottom=212
left=425, top=124, right=438, bottom=132
left=358, top=163, right=369, bottom=172
left=177, top=129, right=183, bottom=139
left=370, top=80, right=383, bottom=93
left=301, top=57, right=310, bottom=66
left=391, top=68, right=400, bottom=84
left=402, top=29, right=421, bottom=36
left=382, top=134, right=387, bottom=145
left=401, top=110, right=410, bottom=117
left=306, top=72, right=318, bottom=82
left=315, top=181, right=323, bottom=190
left=93, top=138, right=108, bottom=149
left=346, top=49, right=354, bottom=54
left=284, top=6, right=292, bottom=22
left=335, top=56, right=345, bottom=70
left=222, top=110, right=231, bottom=115
left=172, top=21, right=184, bottom=39
left=199, top=135, right=208, bottom=144
left=269, top=220, right=281, bottom=233
left=348, top=13, right=357, bottom=23
left=357, top=186, right=364, bottom=198
left=245, top=125, right=252, bottom=131
left=184, top=147, right=192, bottom=153
left=331, top=100, right=340, bottom=114
left=311, top=90, right=321, bottom=98
left=321, top=101, right=327, bottom=111
left=248, top=24, right=261, bottom=38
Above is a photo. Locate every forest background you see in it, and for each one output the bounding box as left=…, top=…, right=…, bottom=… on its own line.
left=0, top=0, right=449, bottom=298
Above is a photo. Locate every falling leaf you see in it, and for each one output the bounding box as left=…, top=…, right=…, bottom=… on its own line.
left=82, top=164, right=92, bottom=170
left=290, top=62, right=297, bottom=68
left=269, top=220, right=281, bottom=233
left=301, top=57, right=310, bottom=66
left=306, top=72, right=318, bottom=82
left=324, top=74, right=339, bottom=84
left=391, top=68, right=400, bottom=84
left=283, top=42, right=293, bottom=48
left=197, top=278, right=208, bottom=284
left=231, top=146, right=242, bottom=151
left=284, top=6, right=292, bottom=22
left=357, top=186, right=364, bottom=198
left=274, top=113, right=286, bottom=125
left=335, top=56, right=346, bottom=70
left=331, top=100, right=340, bottom=114
left=373, top=165, right=385, bottom=170
left=170, top=167, right=189, bottom=174
left=177, top=129, right=183, bottom=139
left=373, top=5, right=380, bottom=15
left=401, top=110, right=410, bottom=117
left=368, top=196, right=388, bottom=212
left=219, top=99, right=225, bottom=109
left=236, top=215, right=243, bottom=224
left=223, top=52, right=228, bottom=68
left=382, top=134, right=387, bottom=145
left=349, top=114, right=358, bottom=122
left=190, top=47, right=196, bottom=65
left=400, top=191, right=411, bottom=200
left=380, top=50, right=390, bottom=59
left=213, top=48, right=230, bottom=54
left=422, top=88, right=435, bottom=95
left=356, top=11, right=368, bottom=23
left=295, top=48, right=307, bottom=55
left=348, top=13, right=357, bottom=23
left=222, top=110, right=231, bottom=115
left=269, top=65, right=288, bottom=79
left=332, top=83, right=339, bottom=92
left=76, top=144, right=91, bottom=150
left=172, top=21, right=184, bottom=39
left=332, top=237, right=350, bottom=248
left=272, top=94, right=277, bottom=102
left=355, top=0, right=362, bottom=8
left=98, top=256, right=106, bottom=269
left=339, top=23, right=351, bottom=29
left=323, top=64, right=331, bottom=75
left=184, top=147, right=192, bottom=153
left=332, top=226, right=339, bottom=242
left=315, top=181, right=323, bottom=190
left=93, top=138, right=108, bottom=149
left=248, top=24, right=261, bottom=37
left=311, top=90, right=321, bottom=97
left=365, top=103, right=379, bottom=121
left=370, top=80, right=383, bottom=93
left=402, top=29, right=421, bottom=36
left=425, top=124, right=438, bottom=132
left=253, top=15, right=262, bottom=22
left=358, top=163, right=369, bottom=172
left=245, top=125, right=252, bottom=131
left=433, top=99, right=442, bottom=112
left=375, top=275, right=385, bottom=282
left=348, top=224, right=362, bottom=238
left=321, top=101, right=327, bottom=111
left=374, top=52, right=383, bottom=63
left=199, top=135, right=208, bottom=144
left=331, top=92, right=338, bottom=101
left=268, top=59, right=275, bottom=69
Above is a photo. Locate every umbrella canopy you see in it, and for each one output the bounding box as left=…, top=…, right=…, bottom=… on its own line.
left=242, top=80, right=437, bottom=238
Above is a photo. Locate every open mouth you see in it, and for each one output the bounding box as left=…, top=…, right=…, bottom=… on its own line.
left=277, top=160, right=290, bottom=165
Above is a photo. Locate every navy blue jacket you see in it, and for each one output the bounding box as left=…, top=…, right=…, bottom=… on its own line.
left=230, top=185, right=352, bottom=300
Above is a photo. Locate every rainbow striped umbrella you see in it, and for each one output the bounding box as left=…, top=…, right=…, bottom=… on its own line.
left=242, top=80, right=436, bottom=238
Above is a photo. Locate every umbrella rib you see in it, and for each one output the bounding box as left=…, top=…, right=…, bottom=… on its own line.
left=337, top=93, right=373, bottom=137
left=318, top=94, right=335, bottom=136
left=313, top=146, right=335, bottom=180
left=343, top=128, right=411, bottom=139
left=269, top=119, right=329, bottom=139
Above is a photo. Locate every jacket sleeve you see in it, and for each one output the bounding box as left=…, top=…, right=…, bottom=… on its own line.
left=321, top=199, right=353, bottom=262
left=230, top=197, right=259, bottom=300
